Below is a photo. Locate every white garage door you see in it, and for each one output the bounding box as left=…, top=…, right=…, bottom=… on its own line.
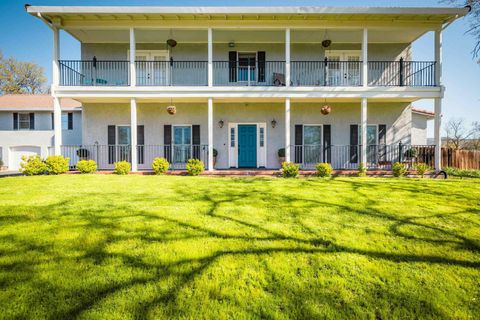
left=9, top=146, right=41, bottom=171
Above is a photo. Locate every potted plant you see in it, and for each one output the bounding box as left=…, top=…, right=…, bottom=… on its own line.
left=213, top=148, right=218, bottom=166
left=404, top=147, right=418, bottom=162
left=278, top=148, right=286, bottom=165
left=76, top=148, right=90, bottom=160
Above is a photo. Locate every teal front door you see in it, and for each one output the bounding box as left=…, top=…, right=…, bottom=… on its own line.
left=238, top=125, right=257, bottom=168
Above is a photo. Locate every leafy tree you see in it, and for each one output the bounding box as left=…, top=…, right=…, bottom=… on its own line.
left=442, top=0, right=480, bottom=62
left=0, top=50, right=47, bottom=94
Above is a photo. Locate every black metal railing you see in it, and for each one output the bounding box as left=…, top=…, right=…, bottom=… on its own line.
left=291, top=60, right=363, bottom=86
left=368, top=60, right=436, bottom=87
left=291, top=144, right=436, bottom=170
left=58, top=59, right=437, bottom=87
left=59, top=60, right=130, bottom=86
left=213, top=61, right=286, bottom=86
left=50, top=144, right=210, bottom=170
left=135, top=61, right=208, bottom=86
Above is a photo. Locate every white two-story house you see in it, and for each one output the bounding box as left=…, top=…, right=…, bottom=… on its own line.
left=27, top=6, right=467, bottom=171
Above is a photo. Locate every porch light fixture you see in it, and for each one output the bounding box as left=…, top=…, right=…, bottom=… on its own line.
left=218, top=119, right=224, bottom=128
left=228, top=41, right=235, bottom=48
left=321, top=105, right=331, bottom=115
left=166, top=29, right=177, bottom=48
left=271, top=119, right=277, bottom=128
left=167, top=97, right=176, bottom=115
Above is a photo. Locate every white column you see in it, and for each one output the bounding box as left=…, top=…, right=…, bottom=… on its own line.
left=129, top=27, right=136, bottom=87
left=434, top=28, right=443, bottom=170
left=130, top=98, right=138, bottom=172
left=208, top=28, right=213, bottom=87
left=362, top=28, right=368, bottom=87
left=208, top=98, right=214, bottom=171
left=52, top=27, right=60, bottom=87
left=53, top=97, right=62, bottom=156
left=285, top=98, right=291, bottom=162
left=361, top=98, right=368, bottom=165
left=285, top=28, right=291, bottom=87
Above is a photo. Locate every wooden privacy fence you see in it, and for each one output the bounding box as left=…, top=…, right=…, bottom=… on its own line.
left=442, top=148, right=480, bottom=170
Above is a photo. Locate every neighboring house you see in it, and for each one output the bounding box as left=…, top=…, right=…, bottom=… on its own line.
left=27, top=6, right=467, bottom=171
left=411, top=108, right=435, bottom=145
left=0, top=94, right=82, bottom=170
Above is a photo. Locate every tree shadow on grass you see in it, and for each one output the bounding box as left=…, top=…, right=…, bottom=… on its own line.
left=0, top=177, right=479, bottom=318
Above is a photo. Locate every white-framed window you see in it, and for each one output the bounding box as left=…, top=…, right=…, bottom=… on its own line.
left=61, top=113, right=69, bottom=130
left=230, top=127, right=235, bottom=147
left=18, top=113, right=31, bottom=130
left=358, top=125, right=379, bottom=146
left=259, top=127, right=265, bottom=147
left=117, top=126, right=132, bottom=145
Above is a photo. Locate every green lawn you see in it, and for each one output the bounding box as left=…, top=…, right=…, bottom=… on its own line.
left=0, top=175, right=479, bottom=319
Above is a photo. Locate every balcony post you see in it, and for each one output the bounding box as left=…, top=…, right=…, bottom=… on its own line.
left=130, top=98, right=138, bottom=172
left=362, top=28, right=368, bottom=87
left=285, top=28, right=291, bottom=87
left=208, top=28, right=213, bottom=87
left=361, top=98, right=368, bottom=165
left=129, top=27, right=136, bottom=87
left=52, top=26, right=60, bottom=88
left=53, top=96, right=62, bottom=156
left=285, top=98, right=291, bottom=162
left=434, top=28, right=443, bottom=170
left=208, top=98, right=214, bottom=171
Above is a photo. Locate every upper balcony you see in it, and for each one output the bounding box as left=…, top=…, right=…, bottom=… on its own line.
left=58, top=59, right=436, bottom=87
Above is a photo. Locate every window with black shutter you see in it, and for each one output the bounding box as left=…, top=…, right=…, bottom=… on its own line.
left=228, top=51, right=237, bottom=82
left=164, top=125, right=172, bottom=163
left=192, top=125, right=201, bottom=160
left=323, top=125, right=331, bottom=163
left=108, top=125, right=116, bottom=164
left=137, top=125, right=144, bottom=165
left=68, top=113, right=73, bottom=130
left=294, top=125, right=303, bottom=163
left=350, top=125, right=359, bottom=163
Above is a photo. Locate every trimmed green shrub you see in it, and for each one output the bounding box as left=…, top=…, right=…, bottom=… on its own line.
left=358, top=162, right=367, bottom=177
left=316, top=163, right=333, bottom=178
left=415, top=163, right=430, bottom=178
left=278, top=148, right=285, bottom=158
left=45, top=155, right=70, bottom=175
left=20, top=155, right=47, bottom=176
left=76, top=160, right=97, bottom=174
left=186, top=159, right=205, bottom=176
left=114, top=161, right=131, bottom=175
left=404, top=147, right=418, bottom=159
left=393, top=162, right=407, bottom=177
left=152, top=157, right=169, bottom=175
left=281, top=161, right=300, bottom=178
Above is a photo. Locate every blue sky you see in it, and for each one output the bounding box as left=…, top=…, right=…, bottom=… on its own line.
left=0, top=0, right=479, bottom=137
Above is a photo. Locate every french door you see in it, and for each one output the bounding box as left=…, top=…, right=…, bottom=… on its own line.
left=326, top=51, right=361, bottom=86
left=359, top=125, right=379, bottom=164
left=134, top=50, right=169, bottom=86
left=303, top=125, right=323, bottom=165
left=237, top=53, right=256, bottom=83
left=173, top=126, right=192, bottom=164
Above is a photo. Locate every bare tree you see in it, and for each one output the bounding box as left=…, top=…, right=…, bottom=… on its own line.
left=0, top=50, right=47, bottom=94
left=445, top=118, right=474, bottom=149
left=442, top=0, right=480, bottom=62
left=470, top=121, right=480, bottom=149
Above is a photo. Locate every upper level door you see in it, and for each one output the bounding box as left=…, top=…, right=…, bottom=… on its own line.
left=326, top=51, right=361, bottom=86
left=237, top=53, right=256, bottom=83
left=133, top=50, right=169, bottom=86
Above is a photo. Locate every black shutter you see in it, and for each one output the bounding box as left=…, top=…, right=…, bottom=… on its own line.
left=137, top=125, right=144, bottom=165
left=164, top=125, right=172, bottom=163
left=29, top=113, right=35, bottom=130
left=350, top=125, right=358, bottom=163
left=294, top=125, right=303, bottom=163
left=378, top=124, right=387, bottom=162
left=323, top=125, right=331, bottom=163
left=229, top=51, right=237, bottom=82
left=258, top=51, right=266, bottom=83
left=51, top=113, right=54, bottom=129
left=108, top=125, right=116, bottom=164
left=192, top=125, right=201, bottom=160
left=13, top=113, right=18, bottom=130
left=68, top=113, right=73, bottom=130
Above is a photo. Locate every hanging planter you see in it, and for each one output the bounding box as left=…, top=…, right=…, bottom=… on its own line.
left=167, top=105, right=176, bottom=115
left=321, top=105, right=331, bottom=115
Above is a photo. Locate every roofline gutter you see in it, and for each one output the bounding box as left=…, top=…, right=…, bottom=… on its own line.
left=36, top=12, right=54, bottom=31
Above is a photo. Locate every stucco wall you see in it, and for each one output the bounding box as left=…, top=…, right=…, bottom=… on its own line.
left=81, top=42, right=411, bottom=61
left=411, top=112, right=430, bottom=145
left=82, top=101, right=411, bottom=169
